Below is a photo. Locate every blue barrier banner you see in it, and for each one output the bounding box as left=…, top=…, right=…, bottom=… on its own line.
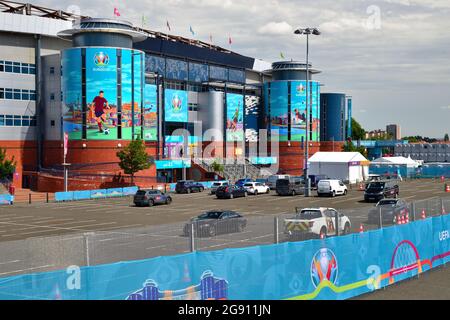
left=122, top=187, right=139, bottom=196
left=0, top=214, right=447, bottom=300
left=90, top=189, right=108, bottom=199
left=54, top=192, right=74, bottom=202
left=73, top=190, right=92, bottom=201
left=107, top=188, right=123, bottom=198
left=0, top=194, right=13, bottom=205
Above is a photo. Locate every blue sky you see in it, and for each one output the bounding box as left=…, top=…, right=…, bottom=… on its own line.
left=40, top=0, right=450, bottom=138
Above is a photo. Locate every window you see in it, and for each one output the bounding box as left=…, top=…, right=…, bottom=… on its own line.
left=0, top=115, right=4, bottom=126
left=22, top=90, right=29, bottom=101
left=5, top=115, right=13, bottom=126
left=0, top=88, right=4, bottom=99
left=50, top=120, right=55, bottom=127
left=13, top=115, right=21, bottom=126
left=30, top=90, right=36, bottom=101
left=13, top=62, right=21, bottom=73
left=5, top=88, right=13, bottom=100
left=5, top=61, right=12, bottom=73
left=22, top=116, right=30, bottom=126
left=0, top=60, right=4, bottom=72
left=30, top=116, right=37, bottom=126
left=50, top=93, right=55, bottom=101
left=13, top=89, right=21, bottom=100
left=21, top=63, right=29, bottom=74
left=29, top=64, right=36, bottom=75
left=50, top=67, right=55, bottom=75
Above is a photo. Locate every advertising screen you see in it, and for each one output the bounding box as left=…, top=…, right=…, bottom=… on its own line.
left=144, top=84, right=158, bottom=141
left=269, top=82, right=288, bottom=141
left=226, top=93, right=244, bottom=141
left=62, top=48, right=82, bottom=139
left=290, top=81, right=321, bottom=142
left=85, top=48, right=118, bottom=140
left=245, top=95, right=260, bottom=142
left=164, top=89, right=188, bottom=123
left=121, top=50, right=144, bottom=140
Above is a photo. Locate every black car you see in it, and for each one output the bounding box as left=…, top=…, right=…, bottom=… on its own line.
left=215, top=185, right=248, bottom=199
left=133, top=189, right=172, bottom=207
left=276, top=176, right=305, bottom=196
left=183, top=210, right=247, bottom=237
left=364, top=180, right=399, bottom=202
left=175, top=180, right=205, bottom=194
left=368, top=199, right=409, bottom=225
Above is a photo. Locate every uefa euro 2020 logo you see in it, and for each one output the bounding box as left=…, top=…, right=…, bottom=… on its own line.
left=94, top=52, right=109, bottom=67
left=310, top=248, right=338, bottom=288
left=171, top=94, right=182, bottom=113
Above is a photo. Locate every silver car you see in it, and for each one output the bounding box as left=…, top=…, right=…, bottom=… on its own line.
left=210, top=181, right=230, bottom=195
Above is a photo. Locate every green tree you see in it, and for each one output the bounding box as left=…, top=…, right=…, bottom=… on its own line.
left=211, top=159, right=225, bottom=175
left=342, top=141, right=368, bottom=158
left=0, top=148, right=16, bottom=181
left=116, top=139, right=154, bottom=184
left=351, top=118, right=366, bottom=141
left=444, top=133, right=449, bottom=142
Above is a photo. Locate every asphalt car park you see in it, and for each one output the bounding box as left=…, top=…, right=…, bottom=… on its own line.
left=0, top=179, right=448, bottom=277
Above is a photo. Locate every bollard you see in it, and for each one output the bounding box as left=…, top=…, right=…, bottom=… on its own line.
left=411, top=202, right=416, bottom=222
left=274, top=217, right=279, bottom=244
left=28, top=193, right=31, bottom=205
left=46, top=193, right=49, bottom=203
left=379, top=207, right=383, bottom=229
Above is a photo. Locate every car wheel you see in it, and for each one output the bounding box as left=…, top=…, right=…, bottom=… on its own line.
left=320, top=227, right=327, bottom=239
left=186, top=188, right=191, bottom=194
left=266, top=188, right=270, bottom=194
left=254, top=190, right=258, bottom=196
left=332, top=191, right=336, bottom=198
left=237, top=223, right=244, bottom=232
left=166, top=197, right=172, bottom=205
left=344, top=190, right=348, bottom=196
left=208, top=225, right=217, bottom=237
left=292, top=190, right=296, bottom=196
left=230, top=193, right=234, bottom=199
left=148, top=200, right=154, bottom=207
left=344, top=223, right=350, bottom=235
left=244, top=192, right=248, bottom=197
left=200, top=187, right=204, bottom=192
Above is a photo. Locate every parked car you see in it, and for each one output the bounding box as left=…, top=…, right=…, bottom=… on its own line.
left=183, top=210, right=247, bottom=237
left=368, top=198, right=409, bottom=225
left=309, top=175, right=329, bottom=190
left=210, top=181, right=230, bottom=195
left=364, top=180, right=399, bottom=202
left=175, top=180, right=205, bottom=194
left=267, top=175, right=290, bottom=190
left=134, top=189, right=172, bottom=207
left=235, top=178, right=254, bottom=188
left=243, top=182, right=270, bottom=195
left=317, top=180, right=348, bottom=197
left=216, top=185, right=248, bottom=199
left=276, top=176, right=305, bottom=196
left=284, top=207, right=351, bottom=240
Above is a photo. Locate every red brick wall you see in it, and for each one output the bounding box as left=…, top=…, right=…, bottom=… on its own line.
left=1, top=140, right=37, bottom=188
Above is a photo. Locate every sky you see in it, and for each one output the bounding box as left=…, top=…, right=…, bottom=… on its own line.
left=36, top=0, right=450, bottom=138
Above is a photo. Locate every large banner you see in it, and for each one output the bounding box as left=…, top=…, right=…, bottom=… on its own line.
left=62, top=48, right=82, bottom=139
left=0, top=215, right=448, bottom=300
left=86, top=48, right=118, bottom=140
left=226, top=93, right=244, bottom=141
left=164, top=89, right=188, bottom=123
left=269, top=82, right=288, bottom=142
left=245, top=95, right=260, bottom=142
left=144, top=84, right=158, bottom=141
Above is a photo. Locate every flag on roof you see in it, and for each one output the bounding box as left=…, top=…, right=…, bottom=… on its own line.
left=166, top=20, right=171, bottom=31
left=228, top=36, right=232, bottom=45
left=114, top=8, right=120, bottom=17
left=190, top=25, right=195, bottom=36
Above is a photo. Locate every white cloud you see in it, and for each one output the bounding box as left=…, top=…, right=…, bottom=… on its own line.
left=258, top=21, right=293, bottom=35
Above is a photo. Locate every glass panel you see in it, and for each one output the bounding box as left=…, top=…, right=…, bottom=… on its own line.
left=13, top=89, right=21, bottom=100
left=165, top=58, right=188, bottom=81
left=188, top=62, right=208, bottom=83
left=5, top=116, right=13, bottom=126
left=13, top=62, right=21, bottom=73
left=228, top=68, right=245, bottom=83
left=145, top=55, right=165, bottom=75
left=0, top=115, right=4, bottom=126
left=5, top=89, right=13, bottom=99
left=210, top=65, right=228, bottom=81
left=13, top=116, right=21, bottom=126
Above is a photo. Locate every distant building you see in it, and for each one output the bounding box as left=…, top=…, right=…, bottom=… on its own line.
left=365, top=130, right=387, bottom=140
left=386, top=124, right=401, bottom=140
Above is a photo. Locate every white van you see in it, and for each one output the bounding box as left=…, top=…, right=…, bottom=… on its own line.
left=267, top=175, right=290, bottom=190
left=317, top=180, right=348, bottom=197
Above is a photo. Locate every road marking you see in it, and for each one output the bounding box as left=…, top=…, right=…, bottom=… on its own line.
left=0, top=265, right=55, bottom=277
left=332, top=196, right=363, bottom=204
left=0, top=260, right=21, bottom=266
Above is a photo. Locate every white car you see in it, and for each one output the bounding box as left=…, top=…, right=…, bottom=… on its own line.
left=284, top=207, right=352, bottom=239
left=243, top=182, right=270, bottom=195
left=317, top=180, right=348, bottom=197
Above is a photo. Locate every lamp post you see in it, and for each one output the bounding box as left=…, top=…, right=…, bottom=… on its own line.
left=294, top=27, right=320, bottom=197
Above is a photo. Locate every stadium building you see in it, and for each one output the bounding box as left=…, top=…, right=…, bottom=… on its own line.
left=0, top=2, right=350, bottom=192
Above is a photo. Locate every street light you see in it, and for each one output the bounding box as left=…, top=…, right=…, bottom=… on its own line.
left=294, top=27, right=320, bottom=197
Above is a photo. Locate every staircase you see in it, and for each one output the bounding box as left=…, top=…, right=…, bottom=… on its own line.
left=193, top=158, right=274, bottom=183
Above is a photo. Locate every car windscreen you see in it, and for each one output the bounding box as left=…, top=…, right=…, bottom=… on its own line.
left=367, top=182, right=385, bottom=190
left=136, top=190, right=147, bottom=195
left=298, top=210, right=322, bottom=220
left=198, top=212, right=222, bottom=220
left=147, top=190, right=160, bottom=195
left=378, top=200, right=397, bottom=206
left=244, top=183, right=254, bottom=187
left=212, top=183, right=222, bottom=186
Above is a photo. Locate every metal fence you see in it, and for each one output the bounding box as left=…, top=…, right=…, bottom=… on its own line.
left=0, top=196, right=449, bottom=278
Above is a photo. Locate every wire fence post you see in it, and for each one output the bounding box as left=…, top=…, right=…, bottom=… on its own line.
left=84, top=233, right=91, bottom=267
left=189, top=223, right=195, bottom=252
left=274, top=216, right=279, bottom=244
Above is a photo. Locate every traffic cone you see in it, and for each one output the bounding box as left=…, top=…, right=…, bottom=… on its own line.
left=421, top=209, right=426, bottom=219
left=359, top=224, right=364, bottom=233
left=320, top=233, right=325, bottom=240
left=359, top=183, right=365, bottom=191
left=405, top=213, right=410, bottom=224
left=445, top=184, right=450, bottom=193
